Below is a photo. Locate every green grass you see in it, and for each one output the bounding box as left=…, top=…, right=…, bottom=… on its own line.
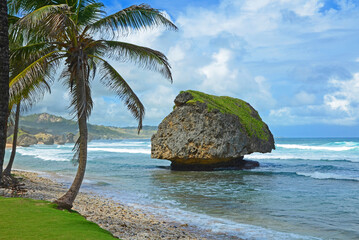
left=0, top=197, right=116, bottom=240
left=181, top=90, right=269, bottom=140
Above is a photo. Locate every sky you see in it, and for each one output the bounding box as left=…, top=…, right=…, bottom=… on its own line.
left=27, top=0, right=359, bottom=137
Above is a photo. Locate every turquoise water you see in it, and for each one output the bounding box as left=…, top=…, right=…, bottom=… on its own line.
left=5, top=138, right=359, bottom=239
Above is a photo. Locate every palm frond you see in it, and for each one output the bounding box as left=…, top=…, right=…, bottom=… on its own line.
left=11, top=77, right=51, bottom=113
left=8, top=15, right=20, bottom=25
left=17, top=4, right=73, bottom=39
left=10, top=51, right=62, bottom=99
left=93, top=56, right=145, bottom=133
left=71, top=137, right=81, bottom=165
left=17, top=4, right=70, bottom=27
left=7, top=0, right=61, bottom=15
left=10, top=42, right=59, bottom=66
left=77, top=2, right=105, bottom=26
left=62, top=61, right=93, bottom=120
left=88, top=4, right=177, bottom=37
left=99, top=40, right=173, bottom=82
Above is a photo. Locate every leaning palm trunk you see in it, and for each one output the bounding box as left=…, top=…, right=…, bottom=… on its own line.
left=0, top=0, right=9, bottom=185
left=54, top=113, right=88, bottom=209
left=54, top=70, right=89, bottom=209
left=3, top=101, right=20, bottom=176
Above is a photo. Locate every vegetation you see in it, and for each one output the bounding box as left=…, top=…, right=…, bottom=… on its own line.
left=9, top=0, right=176, bottom=209
left=7, top=113, right=157, bottom=141
left=0, top=197, right=116, bottom=240
left=2, top=11, right=52, bottom=180
left=182, top=90, right=269, bottom=141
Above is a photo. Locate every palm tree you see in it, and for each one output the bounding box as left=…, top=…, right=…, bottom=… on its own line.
left=0, top=0, right=9, bottom=186
left=2, top=14, right=51, bottom=180
left=11, top=0, right=177, bottom=209
left=4, top=84, right=50, bottom=177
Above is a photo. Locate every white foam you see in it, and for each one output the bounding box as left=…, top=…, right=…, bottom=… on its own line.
left=276, top=144, right=357, bottom=151
left=245, top=153, right=359, bottom=162
left=16, top=147, right=71, bottom=161
left=127, top=202, right=321, bottom=240
left=89, top=142, right=147, bottom=147
left=88, top=147, right=150, bottom=154
left=296, top=172, right=359, bottom=181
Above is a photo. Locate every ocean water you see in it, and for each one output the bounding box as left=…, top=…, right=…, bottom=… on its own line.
left=4, top=138, right=359, bottom=240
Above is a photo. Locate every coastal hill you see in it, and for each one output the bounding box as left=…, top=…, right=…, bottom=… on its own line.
left=7, top=113, right=156, bottom=146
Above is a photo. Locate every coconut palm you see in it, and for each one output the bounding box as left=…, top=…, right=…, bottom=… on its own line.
left=3, top=79, right=51, bottom=178
left=0, top=0, right=9, bottom=186
left=11, top=0, right=177, bottom=209
left=2, top=14, right=51, bottom=180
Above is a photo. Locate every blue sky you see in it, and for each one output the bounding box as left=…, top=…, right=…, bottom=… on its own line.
left=29, top=0, right=359, bottom=137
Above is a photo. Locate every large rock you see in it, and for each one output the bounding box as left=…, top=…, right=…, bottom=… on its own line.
left=54, top=135, right=66, bottom=145
left=65, top=133, right=75, bottom=143
left=35, top=133, right=54, bottom=145
left=151, top=90, right=275, bottom=170
left=17, top=134, right=38, bottom=147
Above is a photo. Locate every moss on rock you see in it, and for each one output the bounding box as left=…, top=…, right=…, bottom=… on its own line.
left=181, top=90, right=269, bottom=141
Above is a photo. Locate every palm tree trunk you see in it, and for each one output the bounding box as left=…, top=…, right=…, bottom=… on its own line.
left=0, top=0, right=9, bottom=185
left=54, top=112, right=88, bottom=209
left=54, top=65, right=88, bottom=209
left=4, top=101, right=21, bottom=176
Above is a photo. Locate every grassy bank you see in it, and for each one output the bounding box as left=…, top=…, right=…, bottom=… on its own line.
left=0, top=197, right=116, bottom=240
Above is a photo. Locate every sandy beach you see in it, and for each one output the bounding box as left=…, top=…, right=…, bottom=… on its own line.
left=0, top=170, right=237, bottom=240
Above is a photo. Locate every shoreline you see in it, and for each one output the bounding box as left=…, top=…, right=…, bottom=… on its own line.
left=1, top=170, right=236, bottom=240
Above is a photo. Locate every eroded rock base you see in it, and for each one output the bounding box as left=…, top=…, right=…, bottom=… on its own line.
left=170, top=158, right=259, bottom=171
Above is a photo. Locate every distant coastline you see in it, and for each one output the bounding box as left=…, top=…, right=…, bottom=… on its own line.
left=7, top=113, right=157, bottom=147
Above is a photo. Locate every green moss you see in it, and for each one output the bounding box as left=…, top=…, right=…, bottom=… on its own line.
left=0, top=197, right=116, bottom=240
left=182, top=90, right=269, bottom=140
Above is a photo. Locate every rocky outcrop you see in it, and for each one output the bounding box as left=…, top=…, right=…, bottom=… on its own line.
left=65, top=133, right=76, bottom=143
left=17, top=134, right=38, bottom=147
left=151, top=90, right=275, bottom=170
left=35, top=133, right=54, bottom=145
left=37, top=113, right=63, bottom=123
left=54, top=135, right=66, bottom=145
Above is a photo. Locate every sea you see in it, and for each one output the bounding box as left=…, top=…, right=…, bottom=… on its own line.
left=4, top=138, right=359, bottom=240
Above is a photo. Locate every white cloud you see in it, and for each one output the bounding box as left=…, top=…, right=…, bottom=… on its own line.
left=270, top=107, right=292, bottom=118
left=293, top=0, right=324, bottom=16
left=141, top=85, right=177, bottom=121
left=198, top=48, right=238, bottom=94
left=324, top=95, right=350, bottom=113
left=293, top=91, right=316, bottom=105
left=269, top=73, right=359, bottom=126
left=119, top=27, right=164, bottom=47
left=324, top=74, right=359, bottom=116
left=167, top=42, right=190, bottom=63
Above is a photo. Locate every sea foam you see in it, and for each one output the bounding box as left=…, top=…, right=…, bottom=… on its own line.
left=296, top=171, right=359, bottom=181
left=276, top=144, right=357, bottom=151
left=16, top=147, right=71, bottom=161
left=245, top=153, right=359, bottom=162
left=129, top=202, right=322, bottom=240
left=88, top=147, right=150, bottom=154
